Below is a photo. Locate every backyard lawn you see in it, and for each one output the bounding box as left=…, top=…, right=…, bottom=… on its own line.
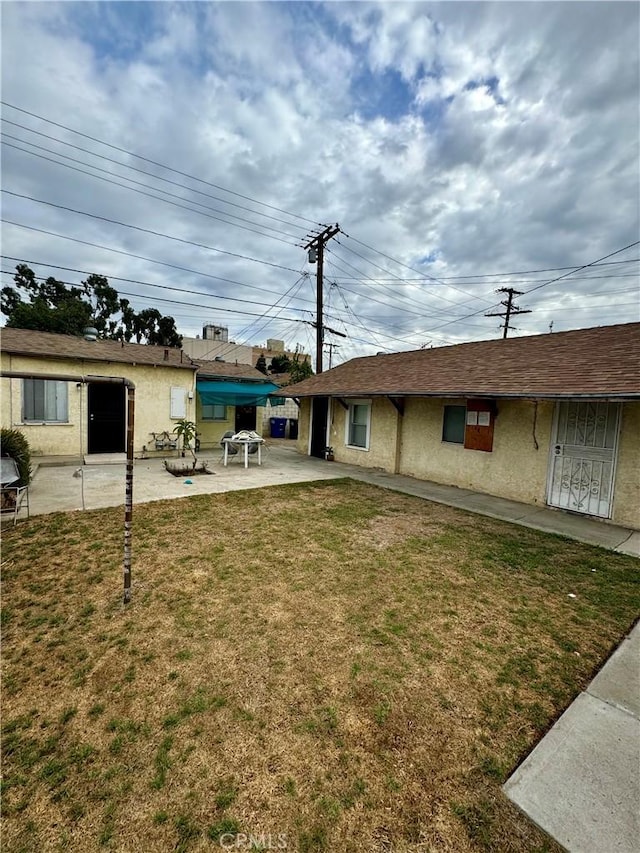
left=2, top=478, right=638, bottom=852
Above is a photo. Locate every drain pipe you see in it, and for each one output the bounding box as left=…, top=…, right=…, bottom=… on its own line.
left=1, top=371, right=136, bottom=604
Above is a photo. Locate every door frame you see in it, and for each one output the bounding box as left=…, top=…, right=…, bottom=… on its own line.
left=545, top=400, right=622, bottom=519
left=87, top=382, right=126, bottom=454
left=308, top=397, right=330, bottom=458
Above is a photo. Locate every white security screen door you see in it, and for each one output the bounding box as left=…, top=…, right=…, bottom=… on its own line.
left=547, top=401, right=621, bottom=518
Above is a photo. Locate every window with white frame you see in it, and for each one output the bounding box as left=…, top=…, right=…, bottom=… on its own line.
left=346, top=401, right=370, bottom=449
left=23, top=379, right=68, bottom=422
left=201, top=404, right=227, bottom=421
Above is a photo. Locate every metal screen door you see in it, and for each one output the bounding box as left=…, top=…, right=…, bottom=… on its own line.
left=547, top=401, right=620, bottom=518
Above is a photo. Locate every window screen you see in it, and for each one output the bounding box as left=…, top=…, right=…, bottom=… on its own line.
left=348, top=403, right=369, bottom=448
left=442, top=405, right=466, bottom=444
left=201, top=404, right=227, bottom=421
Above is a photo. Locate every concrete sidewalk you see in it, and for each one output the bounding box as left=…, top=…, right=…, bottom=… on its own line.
left=504, top=622, right=640, bottom=853
left=6, top=445, right=640, bottom=557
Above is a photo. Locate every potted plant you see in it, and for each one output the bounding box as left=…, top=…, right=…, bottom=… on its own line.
left=324, top=446, right=335, bottom=461
left=172, top=419, right=197, bottom=462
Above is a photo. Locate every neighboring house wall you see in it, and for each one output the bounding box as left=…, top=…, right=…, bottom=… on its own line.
left=181, top=338, right=253, bottom=365
left=0, top=352, right=195, bottom=458
left=262, top=398, right=300, bottom=435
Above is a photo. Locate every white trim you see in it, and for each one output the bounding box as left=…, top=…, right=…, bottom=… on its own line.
left=345, top=399, right=371, bottom=451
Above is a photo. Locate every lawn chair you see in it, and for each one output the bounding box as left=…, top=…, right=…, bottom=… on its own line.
left=0, top=457, right=29, bottom=526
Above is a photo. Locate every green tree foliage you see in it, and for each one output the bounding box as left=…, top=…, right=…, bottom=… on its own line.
left=1, top=264, right=182, bottom=347
left=0, top=428, right=32, bottom=485
left=269, top=354, right=291, bottom=374
left=289, top=356, right=313, bottom=384
left=255, top=354, right=268, bottom=375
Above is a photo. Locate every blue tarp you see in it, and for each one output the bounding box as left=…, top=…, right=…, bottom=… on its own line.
left=196, top=379, right=280, bottom=407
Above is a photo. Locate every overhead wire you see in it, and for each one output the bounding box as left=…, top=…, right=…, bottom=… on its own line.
left=1, top=143, right=304, bottom=245
left=1, top=101, right=324, bottom=228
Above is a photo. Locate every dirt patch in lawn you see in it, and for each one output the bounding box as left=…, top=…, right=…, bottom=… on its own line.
left=2, top=478, right=638, bottom=852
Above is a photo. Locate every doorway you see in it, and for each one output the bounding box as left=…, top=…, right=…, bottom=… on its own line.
left=547, top=401, right=621, bottom=518
left=88, top=383, right=126, bottom=454
left=310, top=397, right=329, bottom=458
left=235, top=405, right=257, bottom=432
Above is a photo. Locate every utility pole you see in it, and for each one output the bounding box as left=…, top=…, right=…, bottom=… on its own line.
left=324, top=341, right=341, bottom=370
left=485, top=287, right=531, bottom=338
left=304, top=224, right=340, bottom=373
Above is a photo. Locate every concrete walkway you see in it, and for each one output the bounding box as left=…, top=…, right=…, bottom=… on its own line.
left=7, top=444, right=639, bottom=557
left=504, top=622, right=640, bottom=853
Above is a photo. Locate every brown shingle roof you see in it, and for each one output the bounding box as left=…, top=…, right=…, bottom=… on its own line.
left=0, top=327, right=196, bottom=370
left=194, top=359, right=270, bottom=381
left=281, top=323, right=640, bottom=400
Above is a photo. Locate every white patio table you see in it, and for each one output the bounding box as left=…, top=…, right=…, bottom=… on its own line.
left=222, top=436, right=264, bottom=469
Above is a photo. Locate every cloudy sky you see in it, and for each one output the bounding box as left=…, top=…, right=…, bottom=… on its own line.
left=1, top=1, right=638, bottom=365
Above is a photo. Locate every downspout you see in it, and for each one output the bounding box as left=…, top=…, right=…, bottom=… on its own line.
left=0, top=371, right=136, bottom=604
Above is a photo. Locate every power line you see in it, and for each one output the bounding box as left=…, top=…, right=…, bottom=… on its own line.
left=2, top=119, right=312, bottom=232
left=1, top=191, right=306, bottom=267
left=1, top=220, right=301, bottom=279
left=0, top=269, right=309, bottom=326
left=2, top=140, right=303, bottom=245
left=1, top=101, right=323, bottom=228
left=0, top=261, right=313, bottom=314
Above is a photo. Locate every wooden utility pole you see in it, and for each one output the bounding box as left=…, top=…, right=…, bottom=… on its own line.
left=485, top=287, right=531, bottom=338
left=324, top=341, right=341, bottom=370
left=304, top=224, right=340, bottom=373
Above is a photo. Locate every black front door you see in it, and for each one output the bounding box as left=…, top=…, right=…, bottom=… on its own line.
left=310, top=397, right=329, bottom=458
left=88, top=383, right=125, bottom=454
left=235, top=405, right=257, bottom=432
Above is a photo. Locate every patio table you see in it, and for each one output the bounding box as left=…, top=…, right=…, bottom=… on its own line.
left=222, top=437, right=264, bottom=469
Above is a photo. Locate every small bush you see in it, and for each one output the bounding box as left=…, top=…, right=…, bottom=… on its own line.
left=0, top=429, right=32, bottom=485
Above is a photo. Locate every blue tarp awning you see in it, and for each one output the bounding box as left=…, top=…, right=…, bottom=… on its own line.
left=196, top=379, right=280, bottom=407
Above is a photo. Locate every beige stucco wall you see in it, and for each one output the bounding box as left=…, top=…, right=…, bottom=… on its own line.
left=0, top=352, right=196, bottom=458
left=612, top=402, right=640, bottom=528
left=399, top=398, right=555, bottom=507
left=328, top=397, right=400, bottom=470
left=194, top=395, right=266, bottom=450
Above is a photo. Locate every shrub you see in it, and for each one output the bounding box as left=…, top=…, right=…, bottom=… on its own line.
left=0, top=428, right=32, bottom=485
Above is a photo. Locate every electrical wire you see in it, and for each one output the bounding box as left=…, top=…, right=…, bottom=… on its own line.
left=2, top=119, right=315, bottom=231
left=1, top=101, right=324, bottom=228
left=2, top=143, right=304, bottom=245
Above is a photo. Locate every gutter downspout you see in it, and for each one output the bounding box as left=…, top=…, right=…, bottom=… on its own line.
left=1, top=371, right=136, bottom=604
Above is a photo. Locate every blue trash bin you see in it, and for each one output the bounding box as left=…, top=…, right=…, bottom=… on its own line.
left=270, top=417, right=287, bottom=438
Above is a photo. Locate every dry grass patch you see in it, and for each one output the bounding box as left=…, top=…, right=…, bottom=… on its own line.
left=2, top=478, right=638, bottom=853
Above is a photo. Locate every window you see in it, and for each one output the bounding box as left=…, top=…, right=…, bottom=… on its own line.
left=201, top=404, right=227, bottom=421
left=269, top=397, right=286, bottom=407
left=442, top=405, right=466, bottom=444
left=23, top=379, right=68, bottom=422
left=347, top=402, right=370, bottom=449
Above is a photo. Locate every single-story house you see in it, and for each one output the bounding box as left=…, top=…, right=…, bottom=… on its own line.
left=0, top=328, right=278, bottom=459
left=279, top=323, right=640, bottom=529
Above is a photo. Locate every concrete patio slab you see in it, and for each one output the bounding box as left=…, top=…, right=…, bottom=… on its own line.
left=505, top=623, right=640, bottom=853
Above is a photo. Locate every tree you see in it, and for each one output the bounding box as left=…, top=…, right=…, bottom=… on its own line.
left=1, top=264, right=182, bottom=347
left=255, top=353, right=268, bottom=374
left=269, top=354, right=291, bottom=374
left=289, top=355, right=313, bottom=384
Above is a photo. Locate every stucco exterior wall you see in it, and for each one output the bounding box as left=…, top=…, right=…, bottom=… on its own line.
left=194, top=395, right=267, bottom=450
left=612, top=402, right=640, bottom=528
left=1, top=352, right=195, bottom=458
left=399, top=398, right=555, bottom=506
left=328, top=397, right=400, bottom=470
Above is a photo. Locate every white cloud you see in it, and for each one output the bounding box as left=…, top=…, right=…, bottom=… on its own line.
left=1, top=1, right=638, bottom=365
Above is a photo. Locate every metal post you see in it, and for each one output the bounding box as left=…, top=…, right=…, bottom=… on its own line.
left=123, top=384, right=135, bottom=604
